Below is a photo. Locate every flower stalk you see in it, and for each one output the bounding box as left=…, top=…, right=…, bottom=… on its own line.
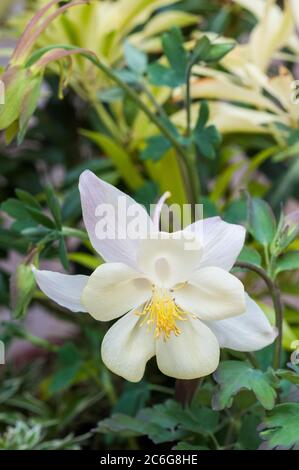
left=235, top=261, right=283, bottom=369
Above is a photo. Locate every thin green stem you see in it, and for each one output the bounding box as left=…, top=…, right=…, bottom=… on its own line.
left=148, top=384, right=174, bottom=395
left=62, top=226, right=89, bottom=242
left=245, top=352, right=259, bottom=369
left=138, top=82, right=169, bottom=121
left=185, top=66, right=192, bottom=137
left=235, top=261, right=283, bottom=369
left=6, top=324, right=59, bottom=353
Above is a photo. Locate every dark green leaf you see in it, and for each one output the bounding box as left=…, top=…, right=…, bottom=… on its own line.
left=206, top=42, right=235, bottom=62
left=189, top=36, right=211, bottom=67
left=26, top=207, right=55, bottom=229
left=148, top=63, right=181, bottom=88
left=18, top=74, right=43, bottom=143
left=194, top=124, right=221, bottom=160
left=58, top=236, right=69, bottom=270
left=260, top=403, right=299, bottom=448
left=275, top=251, right=299, bottom=274
left=141, top=135, right=172, bottom=162
left=113, top=381, right=150, bottom=416
left=276, top=369, right=299, bottom=385
left=162, top=27, right=188, bottom=82
left=195, top=100, right=209, bottom=130
left=223, top=199, right=247, bottom=224
left=1, top=198, right=34, bottom=222
left=237, top=246, right=262, bottom=267
left=248, top=198, right=276, bottom=246
left=10, top=264, right=36, bottom=319
left=173, top=442, right=209, bottom=450
left=213, top=361, right=277, bottom=410
left=49, top=343, right=83, bottom=394
left=15, top=189, right=41, bottom=210
left=239, top=414, right=261, bottom=450
left=45, top=185, right=62, bottom=228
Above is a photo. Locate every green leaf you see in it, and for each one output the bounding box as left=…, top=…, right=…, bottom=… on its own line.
left=124, top=42, right=148, bottom=75
left=237, top=246, right=262, bottom=267
left=195, top=100, right=209, bottom=130
left=189, top=36, right=211, bottom=68
left=213, top=361, right=277, bottom=411
left=97, top=414, right=150, bottom=438
left=199, top=196, right=218, bottom=218
left=206, top=42, right=235, bottom=62
left=276, top=368, right=299, bottom=385
left=97, top=400, right=218, bottom=444
left=173, top=442, right=209, bottom=450
left=194, top=103, right=221, bottom=159
left=134, top=181, right=158, bottom=209
left=141, top=135, right=172, bottom=162
left=100, top=87, right=124, bottom=103
left=161, top=27, right=188, bottom=82
left=25, top=207, right=55, bottom=229
left=115, top=69, right=140, bottom=84
left=49, top=343, right=83, bottom=394
left=1, top=198, right=35, bottom=222
left=248, top=198, right=276, bottom=246
left=260, top=403, right=299, bottom=448
left=275, top=251, right=299, bottom=275
left=58, top=236, right=69, bottom=270
left=0, top=67, right=28, bottom=130
left=113, top=381, right=150, bottom=417
left=223, top=199, right=247, bottom=224
left=15, top=189, right=41, bottom=210
left=194, top=124, right=221, bottom=159
left=147, top=149, right=189, bottom=206
left=18, top=74, right=43, bottom=143
left=45, top=185, right=62, bottom=228
left=239, top=414, right=261, bottom=450
left=209, top=7, right=231, bottom=34
left=10, top=264, right=36, bottom=319
left=147, top=62, right=181, bottom=88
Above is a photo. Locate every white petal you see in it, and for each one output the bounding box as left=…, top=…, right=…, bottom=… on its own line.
left=32, top=267, right=88, bottom=312
left=137, top=232, right=202, bottom=288
left=175, top=267, right=246, bottom=321
left=185, top=216, right=245, bottom=271
left=156, top=317, right=220, bottom=379
left=79, top=170, right=155, bottom=269
left=205, top=294, right=277, bottom=352
left=81, top=262, right=151, bottom=321
left=101, top=311, right=155, bottom=382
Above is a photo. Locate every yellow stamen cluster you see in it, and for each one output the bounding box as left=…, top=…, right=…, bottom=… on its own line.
left=135, top=286, right=189, bottom=341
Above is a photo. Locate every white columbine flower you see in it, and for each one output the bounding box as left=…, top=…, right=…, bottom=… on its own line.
left=33, top=170, right=277, bottom=382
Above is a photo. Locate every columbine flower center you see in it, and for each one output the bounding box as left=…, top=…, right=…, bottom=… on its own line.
left=135, top=286, right=189, bottom=340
